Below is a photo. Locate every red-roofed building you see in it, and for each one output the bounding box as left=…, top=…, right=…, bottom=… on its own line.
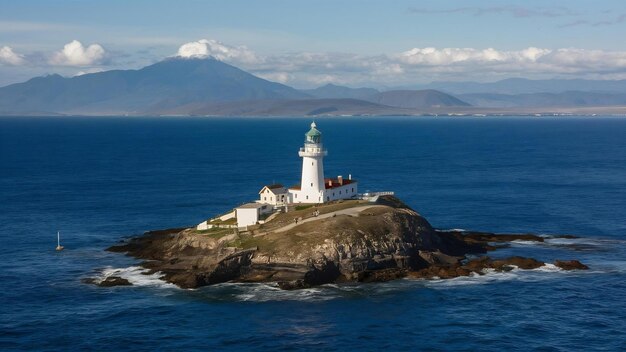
left=256, top=122, right=358, bottom=206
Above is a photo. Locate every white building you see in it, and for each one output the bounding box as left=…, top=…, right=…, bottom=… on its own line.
left=235, top=202, right=273, bottom=228
left=258, top=184, right=288, bottom=206
left=288, top=122, right=357, bottom=204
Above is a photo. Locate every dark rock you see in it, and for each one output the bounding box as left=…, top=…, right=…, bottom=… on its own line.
left=462, top=232, right=545, bottom=243
left=552, top=235, right=579, bottom=239
left=554, top=260, right=589, bottom=270
left=82, top=276, right=132, bottom=287
left=277, top=280, right=310, bottom=290
left=357, top=268, right=407, bottom=283
left=492, top=256, right=544, bottom=270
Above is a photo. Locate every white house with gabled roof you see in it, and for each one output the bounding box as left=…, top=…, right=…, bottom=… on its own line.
left=258, top=184, right=288, bottom=206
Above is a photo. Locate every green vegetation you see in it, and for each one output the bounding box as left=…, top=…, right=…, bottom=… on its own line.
left=227, top=235, right=264, bottom=249
left=209, top=217, right=237, bottom=225
left=192, top=227, right=233, bottom=239
left=295, top=204, right=315, bottom=211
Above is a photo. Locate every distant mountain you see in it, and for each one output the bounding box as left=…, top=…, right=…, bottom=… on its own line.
left=416, top=78, right=626, bottom=95
left=300, top=84, right=470, bottom=108
left=458, top=91, right=626, bottom=108
left=366, top=89, right=470, bottom=108
left=0, top=57, right=308, bottom=115
left=3, top=57, right=625, bottom=116
left=300, top=83, right=379, bottom=100
left=167, top=98, right=410, bottom=116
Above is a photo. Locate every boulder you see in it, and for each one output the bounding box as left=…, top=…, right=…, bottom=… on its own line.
left=554, top=260, right=589, bottom=270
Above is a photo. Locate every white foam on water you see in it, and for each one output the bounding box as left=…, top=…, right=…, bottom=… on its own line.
left=511, top=240, right=542, bottom=246
left=439, top=228, right=467, bottom=232
left=222, top=283, right=339, bottom=302
left=534, top=263, right=562, bottom=272
left=545, top=237, right=626, bottom=247
left=421, top=264, right=576, bottom=288
left=96, top=266, right=178, bottom=289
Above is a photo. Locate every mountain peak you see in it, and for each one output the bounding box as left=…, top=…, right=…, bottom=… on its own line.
left=0, top=56, right=308, bottom=115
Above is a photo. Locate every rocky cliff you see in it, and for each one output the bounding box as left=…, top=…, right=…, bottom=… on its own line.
left=103, top=196, right=587, bottom=289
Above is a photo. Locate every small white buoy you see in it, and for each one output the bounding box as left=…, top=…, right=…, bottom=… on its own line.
left=56, top=231, right=64, bottom=251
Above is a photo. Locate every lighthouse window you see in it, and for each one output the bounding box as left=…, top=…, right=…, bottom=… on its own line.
left=312, top=162, right=314, bottom=166
left=310, top=183, right=313, bottom=187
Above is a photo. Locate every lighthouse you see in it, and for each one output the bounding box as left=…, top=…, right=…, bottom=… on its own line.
left=287, top=122, right=358, bottom=204
left=294, top=122, right=327, bottom=203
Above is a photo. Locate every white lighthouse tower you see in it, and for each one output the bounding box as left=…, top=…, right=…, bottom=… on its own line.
left=288, top=122, right=358, bottom=204
left=291, top=122, right=327, bottom=203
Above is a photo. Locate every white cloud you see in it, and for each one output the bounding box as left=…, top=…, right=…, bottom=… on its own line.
left=50, top=40, right=106, bottom=66
left=176, top=39, right=259, bottom=64
left=289, top=47, right=626, bottom=86
left=396, top=47, right=553, bottom=66
left=0, top=46, right=25, bottom=65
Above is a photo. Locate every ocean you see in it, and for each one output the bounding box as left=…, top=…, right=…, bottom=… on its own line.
left=1, top=116, right=625, bottom=351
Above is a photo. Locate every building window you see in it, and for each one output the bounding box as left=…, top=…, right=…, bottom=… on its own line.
left=339, top=190, right=342, bottom=194
left=310, top=183, right=313, bottom=187
left=306, top=195, right=309, bottom=200
left=264, top=197, right=267, bottom=201
left=352, top=188, right=354, bottom=192
left=312, top=162, right=314, bottom=166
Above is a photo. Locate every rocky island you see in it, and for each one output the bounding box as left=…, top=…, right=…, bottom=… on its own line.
left=92, top=121, right=588, bottom=290
left=100, top=195, right=588, bottom=289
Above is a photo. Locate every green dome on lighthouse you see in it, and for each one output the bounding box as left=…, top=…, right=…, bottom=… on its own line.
left=305, top=121, right=322, bottom=144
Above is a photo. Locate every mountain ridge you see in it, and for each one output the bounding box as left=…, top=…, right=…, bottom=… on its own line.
left=1, top=58, right=626, bottom=116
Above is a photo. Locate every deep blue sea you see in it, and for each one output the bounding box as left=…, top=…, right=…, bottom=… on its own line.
left=1, top=116, right=625, bottom=351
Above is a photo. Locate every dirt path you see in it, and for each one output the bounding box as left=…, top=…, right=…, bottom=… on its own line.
left=263, top=205, right=383, bottom=235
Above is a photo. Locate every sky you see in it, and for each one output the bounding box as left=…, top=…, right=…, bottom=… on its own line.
left=2, top=0, right=626, bottom=88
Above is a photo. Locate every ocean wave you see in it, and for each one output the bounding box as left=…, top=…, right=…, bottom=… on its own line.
left=93, top=266, right=178, bottom=289
left=510, top=239, right=541, bottom=245
left=507, top=236, right=626, bottom=252
left=194, top=282, right=344, bottom=302
left=421, top=264, right=569, bottom=288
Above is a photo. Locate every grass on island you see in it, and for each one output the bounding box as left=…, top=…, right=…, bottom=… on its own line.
left=257, top=199, right=370, bottom=233
left=192, top=227, right=234, bottom=239
left=192, top=198, right=382, bottom=252
left=209, top=217, right=237, bottom=225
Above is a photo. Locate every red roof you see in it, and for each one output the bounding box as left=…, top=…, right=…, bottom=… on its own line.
left=288, top=178, right=356, bottom=191
left=324, top=178, right=356, bottom=189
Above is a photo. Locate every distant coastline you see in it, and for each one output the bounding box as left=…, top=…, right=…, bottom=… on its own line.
left=3, top=108, right=626, bottom=118
left=1, top=58, right=626, bottom=118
